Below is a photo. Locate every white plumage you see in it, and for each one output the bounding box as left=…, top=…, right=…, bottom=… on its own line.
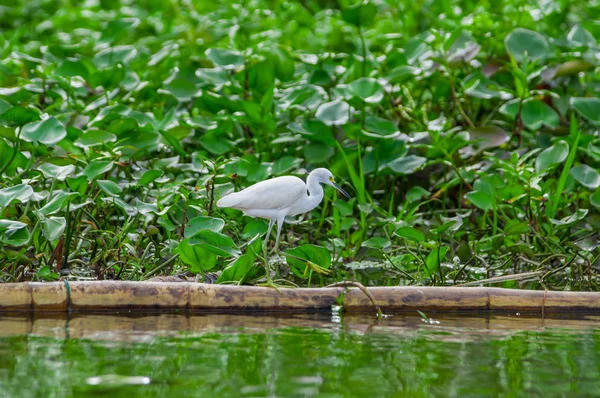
left=217, top=168, right=350, bottom=251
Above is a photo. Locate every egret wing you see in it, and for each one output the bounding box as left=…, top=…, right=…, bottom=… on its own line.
left=217, top=176, right=306, bottom=211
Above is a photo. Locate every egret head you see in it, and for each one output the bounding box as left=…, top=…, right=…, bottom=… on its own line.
left=311, top=168, right=351, bottom=199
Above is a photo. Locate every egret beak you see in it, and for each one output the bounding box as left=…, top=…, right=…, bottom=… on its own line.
left=331, top=181, right=351, bottom=199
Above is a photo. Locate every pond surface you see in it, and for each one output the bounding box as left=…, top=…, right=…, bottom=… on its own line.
left=1, top=312, right=600, bottom=397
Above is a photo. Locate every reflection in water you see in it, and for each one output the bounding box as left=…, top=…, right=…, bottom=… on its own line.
left=1, top=312, right=600, bottom=397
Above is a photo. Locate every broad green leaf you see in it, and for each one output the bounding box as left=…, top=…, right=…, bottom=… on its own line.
left=66, top=176, right=88, bottom=195
left=199, top=132, right=233, bottom=155
left=394, top=226, right=425, bottom=242
left=505, top=28, right=550, bottom=62
left=315, top=100, right=349, bottom=126
left=0, top=219, right=30, bottom=246
left=137, top=170, right=164, bottom=186
left=467, top=126, right=509, bottom=151
left=364, top=115, right=398, bottom=137
left=21, top=117, right=67, bottom=145
left=567, top=25, right=596, bottom=48
left=521, top=100, right=559, bottom=130
left=383, top=155, right=426, bottom=174
left=465, top=190, right=493, bottom=211
left=0, top=184, right=34, bottom=209
left=205, top=48, right=243, bottom=70
left=341, top=1, right=377, bottom=27
left=185, top=216, right=226, bottom=237
left=347, top=77, right=384, bottom=103
left=386, top=66, right=419, bottom=84
left=163, top=78, right=201, bottom=102
left=570, top=165, right=600, bottom=189
left=38, top=163, right=75, bottom=181
left=405, top=186, right=429, bottom=203
left=571, top=97, right=600, bottom=125
left=424, top=246, right=449, bottom=277
left=0, top=106, right=40, bottom=126
left=285, top=244, right=331, bottom=278
left=81, top=161, right=114, bottom=180
left=535, top=141, right=569, bottom=172
left=177, top=239, right=218, bottom=273
left=304, top=142, right=334, bottom=164
left=189, top=230, right=239, bottom=257
left=550, top=209, right=588, bottom=226
left=591, top=190, right=600, bottom=208
left=36, top=191, right=78, bottom=216
left=362, top=237, right=391, bottom=250
left=42, top=216, right=66, bottom=241
left=74, top=130, right=117, bottom=148
left=217, top=253, right=256, bottom=283
left=241, top=221, right=268, bottom=239
left=97, top=180, right=123, bottom=197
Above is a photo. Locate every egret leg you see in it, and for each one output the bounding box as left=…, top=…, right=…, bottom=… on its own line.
left=265, top=219, right=274, bottom=246
left=273, top=217, right=285, bottom=252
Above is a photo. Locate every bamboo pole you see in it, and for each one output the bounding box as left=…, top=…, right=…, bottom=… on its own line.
left=0, top=282, right=600, bottom=313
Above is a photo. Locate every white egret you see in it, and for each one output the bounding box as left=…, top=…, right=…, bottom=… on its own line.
left=217, top=168, right=350, bottom=251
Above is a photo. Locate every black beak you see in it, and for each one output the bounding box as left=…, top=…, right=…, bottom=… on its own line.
left=332, top=182, right=351, bottom=199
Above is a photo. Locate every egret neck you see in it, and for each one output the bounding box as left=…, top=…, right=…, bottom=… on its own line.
left=289, top=172, right=324, bottom=216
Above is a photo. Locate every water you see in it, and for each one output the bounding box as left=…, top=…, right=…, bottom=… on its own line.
left=1, top=312, right=600, bottom=397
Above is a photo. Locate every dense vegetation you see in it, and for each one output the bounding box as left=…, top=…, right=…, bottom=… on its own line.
left=0, top=0, right=599, bottom=289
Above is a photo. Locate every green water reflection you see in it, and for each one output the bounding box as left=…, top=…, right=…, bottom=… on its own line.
left=1, top=313, right=600, bottom=397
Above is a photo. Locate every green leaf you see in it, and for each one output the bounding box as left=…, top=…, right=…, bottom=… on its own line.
left=0, top=106, right=40, bottom=126
left=386, top=65, right=419, bottom=84
left=384, top=155, right=426, bottom=174
left=362, top=237, right=391, bottom=250
left=81, top=161, right=114, bottom=180
left=465, top=190, right=493, bottom=211
left=0, top=219, right=30, bottom=246
left=315, top=100, right=349, bottom=126
left=217, top=253, right=256, bottom=283
left=571, top=97, right=600, bottom=125
left=185, top=216, right=226, bottom=237
left=394, top=226, right=425, bottom=242
left=505, top=28, right=550, bottom=62
left=97, top=180, right=123, bottom=197
left=137, top=170, right=164, bottom=186
left=205, top=48, right=244, bottom=70
left=550, top=209, right=588, bottom=226
left=364, top=115, right=398, bottom=137
left=304, top=142, right=334, bottom=164
left=66, top=175, right=88, bottom=195
left=424, top=246, right=448, bottom=278
left=570, top=165, right=600, bottom=189
left=467, top=126, right=509, bottom=151
left=241, top=221, right=268, bottom=239
left=74, top=130, right=117, bottom=148
left=199, top=132, right=233, bottom=155
left=567, top=25, right=596, bottom=48
left=521, top=100, right=559, bottom=130
left=177, top=239, right=218, bottom=273
left=21, top=116, right=67, bottom=145
left=504, top=220, right=530, bottom=236
left=36, top=191, right=78, bottom=216
left=42, top=216, right=66, bottom=241
left=37, top=163, right=76, bottom=181
left=163, top=78, right=201, bottom=102
left=347, top=77, right=384, bottom=103
left=341, top=1, right=377, bottom=27
left=189, top=230, right=239, bottom=257
left=536, top=141, right=569, bottom=172
left=591, top=189, right=600, bottom=208
left=0, top=184, right=34, bottom=209
left=285, top=244, right=331, bottom=278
